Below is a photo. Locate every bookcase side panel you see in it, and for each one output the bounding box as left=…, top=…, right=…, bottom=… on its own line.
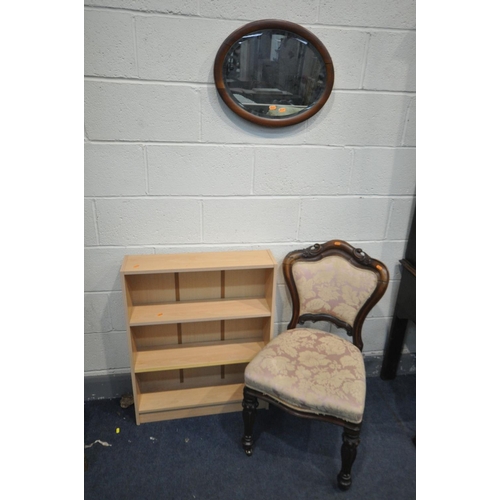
left=265, top=267, right=278, bottom=341
left=121, top=272, right=141, bottom=424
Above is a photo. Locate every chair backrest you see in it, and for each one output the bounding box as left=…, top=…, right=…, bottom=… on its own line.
left=283, top=240, right=389, bottom=351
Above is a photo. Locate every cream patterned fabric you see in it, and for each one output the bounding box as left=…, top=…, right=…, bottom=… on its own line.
left=245, top=328, right=366, bottom=424
left=292, top=256, right=378, bottom=327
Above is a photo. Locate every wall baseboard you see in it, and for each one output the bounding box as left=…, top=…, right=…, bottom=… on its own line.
left=84, top=353, right=416, bottom=401
left=85, top=372, right=132, bottom=401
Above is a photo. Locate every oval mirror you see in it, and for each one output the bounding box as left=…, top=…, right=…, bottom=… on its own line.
left=214, top=20, right=334, bottom=127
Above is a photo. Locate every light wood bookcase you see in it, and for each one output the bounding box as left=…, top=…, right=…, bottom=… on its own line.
left=121, top=249, right=277, bottom=425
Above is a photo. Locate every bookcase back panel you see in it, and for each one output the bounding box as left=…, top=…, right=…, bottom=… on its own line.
left=133, top=324, right=179, bottom=350
left=223, top=363, right=247, bottom=383
left=137, top=370, right=181, bottom=393
left=179, top=364, right=246, bottom=389
left=178, top=271, right=222, bottom=301
left=137, top=364, right=246, bottom=393
left=182, top=366, right=226, bottom=389
left=224, top=317, right=266, bottom=341
left=181, top=320, right=222, bottom=344
left=126, top=274, right=176, bottom=305
left=132, top=318, right=266, bottom=350
left=224, top=269, right=268, bottom=299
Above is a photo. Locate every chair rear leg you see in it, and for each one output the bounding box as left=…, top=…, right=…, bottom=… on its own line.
left=337, top=427, right=361, bottom=491
left=242, top=387, right=259, bottom=456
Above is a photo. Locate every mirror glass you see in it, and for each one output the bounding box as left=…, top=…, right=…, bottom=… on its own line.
left=214, top=21, right=334, bottom=127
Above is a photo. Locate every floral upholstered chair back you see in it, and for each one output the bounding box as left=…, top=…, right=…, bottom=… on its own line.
left=283, top=240, right=389, bottom=351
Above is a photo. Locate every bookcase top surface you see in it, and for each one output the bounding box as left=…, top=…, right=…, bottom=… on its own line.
left=121, top=249, right=277, bottom=274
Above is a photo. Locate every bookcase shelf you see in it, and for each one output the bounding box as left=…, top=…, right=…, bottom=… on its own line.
left=129, top=298, right=271, bottom=326
left=134, top=341, right=265, bottom=373
left=121, top=249, right=277, bottom=424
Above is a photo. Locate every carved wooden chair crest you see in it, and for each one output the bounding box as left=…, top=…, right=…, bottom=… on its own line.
left=242, top=240, right=389, bottom=490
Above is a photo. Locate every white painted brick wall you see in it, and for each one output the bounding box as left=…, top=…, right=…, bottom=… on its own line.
left=318, top=0, right=416, bottom=29
left=304, top=93, right=414, bottom=145
left=146, top=145, right=254, bottom=195
left=84, top=0, right=416, bottom=377
left=363, top=31, right=416, bottom=91
left=85, top=144, right=146, bottom=196
left=203, top=199, right=301, bottom=243
left=200, top=0, right=320, bottom=24
left=254, top=147, right=352, bottom=195
left=96, top=198, right=202, bottom=245
left=308, top=28, right=369, bottom=89
left=350, top=148, right=416, bottom=195
left=299, top=197, right=397, bottom=241
left=84, top=10, right=137, bottom=78
left=85, top=81, right=200, bottom=141
left=135, top=17, right=242, bottom=82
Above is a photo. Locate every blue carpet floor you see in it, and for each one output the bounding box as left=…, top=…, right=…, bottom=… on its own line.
left=84, top=374, right=415, bottom=499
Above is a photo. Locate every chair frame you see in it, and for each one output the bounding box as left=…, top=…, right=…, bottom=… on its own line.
left=242, top=240, right=389, bottom=490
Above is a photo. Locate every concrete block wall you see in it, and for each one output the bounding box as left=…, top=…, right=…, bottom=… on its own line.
left=84, top=0, right=416, bottom=384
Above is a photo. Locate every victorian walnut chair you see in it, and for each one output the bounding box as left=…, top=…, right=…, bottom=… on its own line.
left=241, top=240, right=389, bottom=490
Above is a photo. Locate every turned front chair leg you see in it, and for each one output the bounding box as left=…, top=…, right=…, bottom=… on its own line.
left=242, top=387, right=259, bottom=456
left=337, top=427, right=361, bottom=491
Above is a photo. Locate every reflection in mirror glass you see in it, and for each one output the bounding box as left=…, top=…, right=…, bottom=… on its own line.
left=223, top=29, right=327, bottom=119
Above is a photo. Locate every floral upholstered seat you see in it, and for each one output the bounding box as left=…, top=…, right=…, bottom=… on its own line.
left=241, top=240, right=389, bottom=491
left=245, top=328, right=366, bottom=423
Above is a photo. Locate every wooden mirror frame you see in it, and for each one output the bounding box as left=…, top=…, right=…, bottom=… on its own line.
left=214, top=19, right=334, bottom=128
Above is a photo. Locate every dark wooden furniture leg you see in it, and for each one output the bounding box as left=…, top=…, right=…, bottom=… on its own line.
left=242, top=387, right=258, bottom=456
left=380, top=259, right=415, bottom=380
left=381, top=209, right=416, bottom=380
left=337, top=427, right=361, bottom=491
left=380, top=312, right=409, bottom=380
